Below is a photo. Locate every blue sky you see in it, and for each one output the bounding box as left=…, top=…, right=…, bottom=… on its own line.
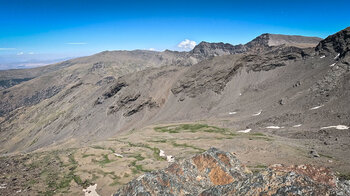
left=0, top=0, right=349, bottom=69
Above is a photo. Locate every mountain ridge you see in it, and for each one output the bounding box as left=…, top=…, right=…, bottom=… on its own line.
left=0, top=32, right=322, bottom=90
left=0, top=27, right=348, bottom=154
left=0, top=27, right=350, bottom=196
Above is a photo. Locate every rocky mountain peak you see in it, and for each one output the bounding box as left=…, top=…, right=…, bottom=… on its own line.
left=190, top=41, right=246, bottom=58
left=316, top=26, right=350, bottom=57
left=115, top=148, right=349, bottom=195
left=190, top=33, right=322, bottom=59
left=244, top=33, right=271, bottom=52
left=246, top=33, right=322, bottom=51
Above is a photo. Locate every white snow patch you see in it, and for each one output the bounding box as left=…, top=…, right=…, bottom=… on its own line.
left=252, top=110, right=262, bottom=116
left=159, top=150, right=166, bottom=157
left=334, top=53, right=340, bottom=59
left=167, top=155, right=175, bottom=162
left=310, top=105, right=324, bottom=110
left=293, top=124, right=302, bottom=128
left=159, top=150, right=174, bottom=162
left=266, top=126, right=281, bottom=129
left=238, top=128, right=251, bottom=133
left=320, top=125, right=349, bottom=130
left=320, top=55, right=325, bottom=58
left=114, top=153, right=123, bottom=158
left=83, top=184, right=99, bottom=196
left=330, top=63, right=336, bottom=67
left=229, top=112, right=237, bottom=115
left=16, top=190, right=21, bottom=193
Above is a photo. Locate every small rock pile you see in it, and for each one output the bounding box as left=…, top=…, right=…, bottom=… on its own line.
left=114, top=148, right=350, bottom=196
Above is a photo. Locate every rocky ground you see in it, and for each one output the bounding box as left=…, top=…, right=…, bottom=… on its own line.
left=0, top=31, right=327, bottom=154
left=1, top=122, right=350, bottom=195
left=115, top=148, right=350, bottom=196
left=0, top=27, right=349, bottom=195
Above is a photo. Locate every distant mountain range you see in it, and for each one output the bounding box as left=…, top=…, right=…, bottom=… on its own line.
left=0, top=26, right=349, bottom=196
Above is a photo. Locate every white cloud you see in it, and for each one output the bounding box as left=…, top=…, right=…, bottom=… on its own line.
left=17, top=52, right=24, bottom=55
left=66, top=42, right=87, bottom=45
left=149, top=48, right=156, bottom=51
left=0, top=48, right=16, bottom=50
left=28, top=52, right=35, bottom=55
left=177, top=39, right=196, bottom=50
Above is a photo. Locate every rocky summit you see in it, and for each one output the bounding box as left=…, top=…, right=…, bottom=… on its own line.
left=115, top=148, right=349, bottom=196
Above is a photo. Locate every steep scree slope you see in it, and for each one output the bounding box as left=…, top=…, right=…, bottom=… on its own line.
left=0, top=28, right=347, bottom=154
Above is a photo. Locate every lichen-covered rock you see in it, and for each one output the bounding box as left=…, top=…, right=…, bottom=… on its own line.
left=114, top=148, right=349, bottom=196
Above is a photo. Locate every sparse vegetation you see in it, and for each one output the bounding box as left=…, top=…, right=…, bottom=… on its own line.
left=94, top=169, right=115, bottom=177
left=249, top=132, right=266, bottom=137
left=247, top=133, right=273, bottom=141
left=319, top=153, right=333, bottom=159
left=255, top=164, right=267, bottom=168
left=91, top=145, right=105, bottom=150
left=93, top=154, right=114, bottom=166
left=154, top=124, right=236, bottom=138
left=248, top=164, right=268, bottom=174
left=149, top=147, right=164, bottom=161
left=131, top=161, right=150, bottom=174
left=68, top=153, right=78, bottom=165
left=92, top=173, right=99, bottom=181
left=155, top=123, right=226, bottom=134
left=130, top=153, right=145, bottom=161
left=127, top=142, right=165, bottom=161
left=20, top=150, right=94, bottom=195
left=82, top=153, right=95, bottom=158
left=171, top=141, right=205, bottom=152
left=46, top=151, right=92, bottom=193
left=110, top=178, right=121, bottom=186
left=338, top=173, right=350, bottom=181
left=108, top=147, right=116, bottom=153
left=148, top=139, right=167, bottom=143
left=109, top=173, right=121, bottom=186
left=129, top=153, right=150, bottom=174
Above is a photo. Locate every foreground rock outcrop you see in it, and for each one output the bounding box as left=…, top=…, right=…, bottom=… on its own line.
left=115, top=148, right=350, bottom=196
